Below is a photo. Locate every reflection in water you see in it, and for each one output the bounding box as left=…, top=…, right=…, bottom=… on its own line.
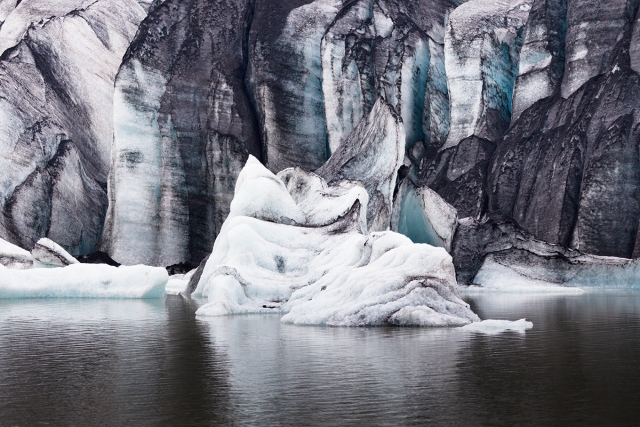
left=0, top=293, right=638, bottom=426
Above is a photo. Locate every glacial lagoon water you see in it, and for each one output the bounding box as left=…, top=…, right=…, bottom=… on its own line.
left=0, top=292, right=639, bottom=426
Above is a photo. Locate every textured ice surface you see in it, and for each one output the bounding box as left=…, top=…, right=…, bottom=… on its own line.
left=32, top=238, right=79, bottom=268
left=561, top=0, right=634, bottom=98
left=0, top=0, right=147, bottom=253
left=510, top=0, right=566, bottom=121
left=0, top=264, right=167, bottom=298
left=0, top=237, right=32, bottom=269
left=444, top=0, right=531, bottom=148
left=192, top=157, right=479, bottom=327
left=317, top=99, right=405, bottom=232
left=461, top=318, right=533, bottom=334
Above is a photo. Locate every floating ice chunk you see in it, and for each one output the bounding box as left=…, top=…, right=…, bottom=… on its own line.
left=461, top=318, right=533, bottom=334
left=193, top=157, right=480, bottom=326
left=165, top=269, right=196, bottom=296
left=281, top=234, right=478, bottom=326
left=31, top=238, right=79, bottom=268
left=0, top=237, right=32, bottom=269
left=0, top=264, right=167, bottom=298
left=469, top=258, right=586, bottom=294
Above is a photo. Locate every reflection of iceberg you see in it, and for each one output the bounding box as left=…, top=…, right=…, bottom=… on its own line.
left=192, top=156, right=479, bottom=326
left=0, top=264, right=167, bottom=298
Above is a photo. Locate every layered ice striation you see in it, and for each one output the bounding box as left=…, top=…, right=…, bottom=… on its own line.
left=444, top=0, right=532, bottom=149
left=247, top=0, right=342, bottom=172
left=0, top=263, right=167, bottom=298
left=317, top=99, right=404, bottom=232
left=0, top=0, right=148, bottom=254
left=191, top=156, right=479, bottom=327
left=105, top=0, right=262, bottom=267
left=320, top=0, right=460, bottom=158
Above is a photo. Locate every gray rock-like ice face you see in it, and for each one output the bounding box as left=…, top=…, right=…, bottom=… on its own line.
left=444, top=0, right=532, bottom=149
left=105, top=0, right=262, bottom=266
left=247, top=0, right=342, bottom=172
left=317, top=99, right=405, bottom=232
left=488, top=53, right=640, bottom=257
left=511, top=0, right=567, bottom=121
left=631, top=10, right=640, bottom=74
left=0, top=0, right=147, bottom=254
left=560, top=0, right=638, bottom=98
left=192, top=156, right=479, bottom=327
left=420, top=135, right=496, bottom=219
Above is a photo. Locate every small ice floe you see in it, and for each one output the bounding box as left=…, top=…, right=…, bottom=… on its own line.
left=461, top=319, right=534, bottom=335
left=0, top=264, right=168, bottom=299
left=165, top=269, right=196, bottom=296
left=467, top=258, right=585, bottom=294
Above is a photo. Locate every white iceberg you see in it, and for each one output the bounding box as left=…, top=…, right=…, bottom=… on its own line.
left=461, top=318, right=534, bottom=335
left=192, top=156, right=480, bottom=326
left=0, top=237, right=32, bottom=269
left=31, top=238, right=79, bottom=268
left=0, top=263, right=167, bottom=299
left=165, top=269, right=196, bottom=296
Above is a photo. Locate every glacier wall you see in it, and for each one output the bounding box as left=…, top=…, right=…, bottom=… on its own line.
left=105, top=0, right=262, bottom=266
left=1, top=0, right=640, bottom=275
left=0, top=0, right=147, bottom=254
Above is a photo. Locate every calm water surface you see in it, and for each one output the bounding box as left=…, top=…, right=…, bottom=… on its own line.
left=0, top=292, right=639, bottom=426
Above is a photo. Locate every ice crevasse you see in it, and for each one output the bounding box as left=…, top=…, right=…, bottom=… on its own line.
left=191, top=156, right=480, bottom=327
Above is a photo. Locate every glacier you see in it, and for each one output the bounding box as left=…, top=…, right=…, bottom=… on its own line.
left=0, top=0, right=148, bottom=254
left=191, top=156, right=480, bottom=327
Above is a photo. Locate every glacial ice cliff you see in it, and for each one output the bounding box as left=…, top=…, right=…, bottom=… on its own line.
left=104, top=0, right=262, bottom=267
left=1, top=0, right=640, bottom=293
left=0, top=0, right=148, bottom=254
